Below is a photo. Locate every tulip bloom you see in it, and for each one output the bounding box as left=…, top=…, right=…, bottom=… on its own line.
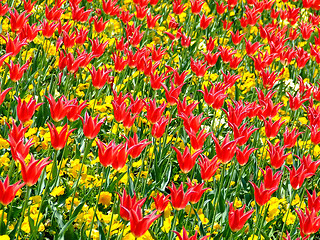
left=186, top=179, right=208, bottom=204
left=174, top=227, right=209, bottom=240
left=66, top=100, right=88, bottom=122
left=172, top=146, right=202, bottom=174
left=124, top=133, right=151, bottom=159
left=129, top=206, right=160, bottom=238
left=151, top=193, right=170, bottom=213
left=45, top=94, right=75, bottom=122
left=7, top=120, right=28, bottom=143
left=118, top=189, right=146, bottom=221
left=198, top=155, right=220, bottom=181
left=0, top=176, right=25, bottom=206
left=267, top=141, right=289, bottom=169
left=228, top=202, right=254, bottom=232
left=168, top=182, right=194, bottom=210
left=7, top=138, right=34, bottom=161
left=212, top=133, right=239, bottom=164
left=260, top=166, right=282, bottom=190
left=250, top=182, right=277, bottom=206
left=295, top=208, right=320, bottom=237
left=18, top=155, right=51, bottom=186
left=307, top=189, right=320, bottom=213
left=80, top=112, right=106, bottom=139
left=285, top=165, right=312, bottom=190
left=16, top=97, right=43, bottom=123
left=146, top=99, right=166, bottom=124
left=0, top=87, right=12, bottom=106
left=47, top=123, right=75, bottom=150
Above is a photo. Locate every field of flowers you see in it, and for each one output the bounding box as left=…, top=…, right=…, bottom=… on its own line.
left=1, top=0, right=320, bottom=239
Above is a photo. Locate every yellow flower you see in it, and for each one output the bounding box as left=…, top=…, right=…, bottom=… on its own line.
left=98, top=192, right=112, bottom=207
left=50, top=186, right=65, bottom=197
left=0, top=235, right=10, bottom=240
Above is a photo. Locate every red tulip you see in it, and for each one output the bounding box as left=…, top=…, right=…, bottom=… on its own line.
left=0, top=87, right=12, bottom=106
left=250, top=181, right=277, bottom=206
left=66, top=100, right=88, bottom=122
left=7, top=120, right=28, bottom=144
left=5, top=60, right=30, bottom=82
left=47, top=123, right=75, bottom=150
left=283, top=127, right=303, bottom=148
left=212, top=133, right=239, bottom=164
left=298, top=154, right=320, bottom=178
left=7, top=138, right=34, bottom=161
left=118, top=189, right=146, bottom=221
left=45, top=94, right=75, bottom=122
left=0, top=176, right=25, bottom=206
left=129, top=206, right=160, bottom=238
left=263, top=117, right=285, bottom=138
left=80, top=112, right=105, bottom=139
left=260, top=166, right=282, bottom=190
left=16, top=97, right=43, bottom=123
left=18, top=155, right=51, bottom=186
left=295, top=208, right=320, bottom=237
left=228, top=202, right=254, bottom=232
left=267, top=140, right=289, bottom=169
left=146, top=99, right=166, bottom=124
left=190, top=0, right=204, bottom=14
left=174, top=227, right=209, bottom=240
left=285, top=165, right=312, bottom=190
left=8, top=10, right=31, bottom=33
left=151, top=116, right=170, bottom=139
left=198, top=155, right=220, bottom=182
left=186, top=179, right=208, bottom=204
left=124, top=133, right=151, bottom=159
left=168, top=182, right=194, bottom=210
left=172, top=146, right=202, bottom=174
left=151, top=193, right=170, bottom=212
left=236, top=145, right=257, bottom=166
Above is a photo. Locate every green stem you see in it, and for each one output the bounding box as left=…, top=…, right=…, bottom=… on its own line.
left=70, top=138, right=93, bottom=215
left=88, top=166, right=109, bottom=238
left=16, top=186, right=31, bottom=239
left=168, top=209, right=178, bottom=240
left=280, top=189, right=296, bottom=238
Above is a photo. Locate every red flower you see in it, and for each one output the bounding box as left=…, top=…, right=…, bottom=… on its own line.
left=190, top=58, right=209, bottom=78
left=173, top=0, right=187, bottom=15
left=45, top=94, right=75, bottom=122
left=80, top=112, right=106, bottom=139
left=190, top=0, right=205, bottom=14
left=47, top=123, right=75, bottom=150
left=18, top=155, right=51, bottom=186
left=267, top=140, right=289, bottom=169
left=263, top=117, right=285, bottom=138
left=174, top=227, right=208, bottom=240
left=236, top=145, right=257, bottom=166
left=111, top=52, right=127, bottom=72
left=119, top=189, right=146, bottom=221
left=147, top=13, right=160, bottom=29
left=295, top=208, right=320, bottom=237
left=231, top=123, right=258, bottom=146
left=200, top=14, right=212, bottom=30
left=172, top=146, right=202, bottom=173
left=146, top=99, right=166, bottom=124
left=151, top=116, right=170, bottom=139
left=41, top=19, right=58, bottom=38
left=285, top=165, right=312, bottom=190
left=179, top=113, right=209, bottom=134
left=250, top=181, right=277, bottom=206
left=90, top=38, right=108, bottom=58
left=124, top=133, right=151, bottom=159
left=283, top=127, right=303, bottom=148
left=89, top=65, right=112, bottom=89
left=66, top=100, right=88, bottom=122
left=245, top=38, right=263, bottom=56
left=5, top=60, right=30, bottom=82
left=151, top=193, right=170, bottom=212
left=0, top=34, right=28, bottom=56
left=0, top=176, right=25, bottom=206
left=307, top=189, right=320, bottom=213
left=162, top=81, right=184, bottom=105
left=16, top=96, right=43, bottom=123
left=230, top=30, right=244, bottom=45
left=177, top=98, right=198, bottom=116
left=203, top=51, right=220, bottom=67
left=111, top=143, right=129, bottom=170
left=8, top=10, right=31, bottom=33
left=212, top=133, right=239, bottom=164
left=7, top=138, right=34, bottom=161
left=7, top=120, right=28, bottom=144
left=215, top=1, right=227, bottom=15
left=198, top=155, right=220, bottom=182
left=129, top=206, right=160, bottom=238
left=260, top=166, right=282, bottom=190
left=0, top=3, right=9, bottom=16
left=0, top=87, right=12, bottom=106
left=168, top=182, right=194, bottom=210
left=45, top=5, right=64, bottom=21
left=228, top=202, right=254, bottom=232
left=186, top=179, right=208, bottom=204
left=186, top=129, right=211, bottom=151
left=93, top=17, right=108, bottom=33
left=288, top=92, right=309, bottom=111
left=96, top=139, right=118, bottom=167
left=298, top=154, right=320, bottom=178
